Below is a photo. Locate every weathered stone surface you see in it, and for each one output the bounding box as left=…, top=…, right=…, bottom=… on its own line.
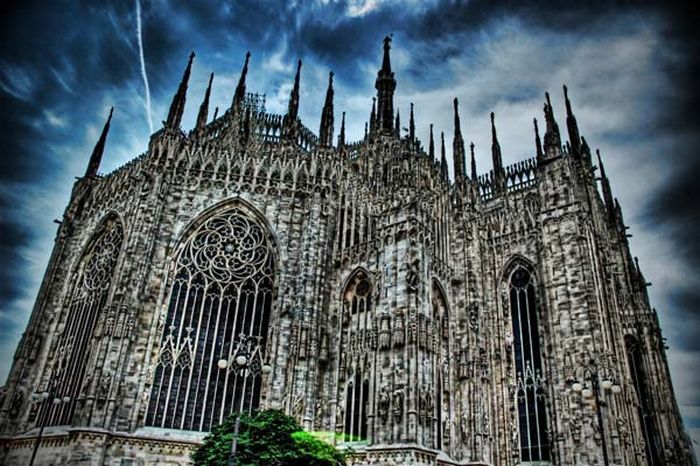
left=0, top=39, right=693, bottom=466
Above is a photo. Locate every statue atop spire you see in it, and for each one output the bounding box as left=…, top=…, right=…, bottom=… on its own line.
left=86, top=107, right=113, bottom=177
left=563, top=85, right=581, bottom=156
left=319, top=71, right=334, bottom=147
left=452, top=98, right=466, bottom=186
left=543, top=92, right=562, bottom=158
left=375, top=35, right=397, bottom=135
left=232, top=51, right=251, bottom=110
left=195, top=73, right=214, bottom=134
left=165, top=51, right=194, bottom=130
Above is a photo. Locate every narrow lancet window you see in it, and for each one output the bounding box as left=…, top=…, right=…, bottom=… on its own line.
left=39, top=216, right=124, bottom=426
left=509, top=266, right=550, bottom=462
left=146, top=207, right=275, bottom=432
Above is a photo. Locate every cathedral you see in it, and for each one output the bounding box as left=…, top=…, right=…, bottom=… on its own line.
left=0, top=37, right=694, bottom=466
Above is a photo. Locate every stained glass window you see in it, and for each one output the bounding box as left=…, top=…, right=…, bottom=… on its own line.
left=145, top=207, right=274, bottom=432
left=510, top=267, right=550, bottom=462
left=39, top=216, right=124, bottom=426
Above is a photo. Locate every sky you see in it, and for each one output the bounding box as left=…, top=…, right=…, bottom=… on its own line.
left=1, top=0, right=698, bottom=457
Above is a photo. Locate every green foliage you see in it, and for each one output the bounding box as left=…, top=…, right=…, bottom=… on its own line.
left=191, top=409, right=346, bottom=466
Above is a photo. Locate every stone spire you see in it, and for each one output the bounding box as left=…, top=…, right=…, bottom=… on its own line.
left=452, top=98, right=466, bottom=185
left=563, top=85, right=581, bottom=156
left=195, top=73, right=214, bottom=134
left=597, top=149, right=615, bottom=220
left=369, top=97, right=377, bottom=135
left=440, top=131, right=448, bottom=181
left=165, top=51, right=194, bottom=129
left=534, top=118, right=544, bottom=162
left=543, top=92, right=562, bottom=158
left=318, top=71, right=334, bottom=147
left=429, top=124, right=435, bottom=159
left=375, top=36, right=397, bottom=134
left=337, top=111, right=346, bottom=148
left=395, top=110, right=401, bottom=138
left=491, top=112, right=505, bottom=192
left=283, top=59, right=302, bottom=141
left=232, top=51, right=251, bottom=110
left=85, top=107, right=113, bottom=177
left=409, top=103, right=415, bottom=142
left=287, top=59, right=302, bottom=122
left=470, top=142, right=477, bottom=181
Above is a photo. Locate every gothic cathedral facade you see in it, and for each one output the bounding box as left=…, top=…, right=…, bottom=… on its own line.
left=0, top=38, right=694, bottom=465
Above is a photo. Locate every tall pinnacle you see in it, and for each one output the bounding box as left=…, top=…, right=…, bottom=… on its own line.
left=597, top=149, right=615, bottom=219
left=452, top=98, right=466, bottom=185
left=470, top=142, right=477, bottom=181
left=337, top=111, right=346, bottom=147
left=543, top=92, right=562, bottom=157
left=369, top=97, right=377, bottom=135
left=534, top=118, right=544, bottom=161
left=86, top=107, right=113, bottom=177
left=283, top=59, right=302, bottom=141
left=491, top=112, right=504, bottom=191
left=195, top=73, right=214, bottom=134
left=232, top=51, right=251, bottom=110
left=319, top=71, right=335, bottom=147
left=287, top=59, right=302, bottom=122
left=375, top=36, right=397, bottom=134
left=165, top=51, right=194, bottom=129
left=409, top=103, right=415, bottom=142
left=440, top=131, right=448, bottom=181
left=395, top=110, right=401, bottom=138
left=563, top=85, right=581, bottom=156
left=429, top=124, right=435, bottom=159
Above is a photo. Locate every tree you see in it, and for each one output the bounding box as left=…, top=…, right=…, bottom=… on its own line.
left=191, top=409, right=346, bottom=466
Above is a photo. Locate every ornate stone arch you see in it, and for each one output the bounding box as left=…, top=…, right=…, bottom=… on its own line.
left=145, top=199, right=279, bottom=432
left=336, top=267, right=375, bottom=443
left=502, top=255, right=550, bottom=462
left=38, top=213, right=125, bottom=427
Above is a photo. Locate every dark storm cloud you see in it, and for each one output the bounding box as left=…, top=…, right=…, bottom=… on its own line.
left=1, top=0, right=699, bottom=453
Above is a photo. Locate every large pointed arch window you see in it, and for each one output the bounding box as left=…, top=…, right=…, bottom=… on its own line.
left=39, top=216, right=124, bottom=426
left=146, top=207, right=275, bottom=432
left=509, top=266, right=550, bottom=462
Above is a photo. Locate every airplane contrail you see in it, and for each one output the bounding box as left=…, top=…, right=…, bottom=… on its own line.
left=136, top=0, right=153, bottom=134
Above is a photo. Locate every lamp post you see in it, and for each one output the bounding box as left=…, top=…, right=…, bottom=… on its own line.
left=28, top=390, right=71, bottom=466
left=570, top=358, right=621, bottom=466
left=217, top=334, right=272, bottom=466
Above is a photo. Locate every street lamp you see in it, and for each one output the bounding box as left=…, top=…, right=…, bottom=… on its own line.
left=217, top=335, right=273, bottom=466
left=569, top=358, right=621, bottom=466
left=28, top=389, right=71, bottom=466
